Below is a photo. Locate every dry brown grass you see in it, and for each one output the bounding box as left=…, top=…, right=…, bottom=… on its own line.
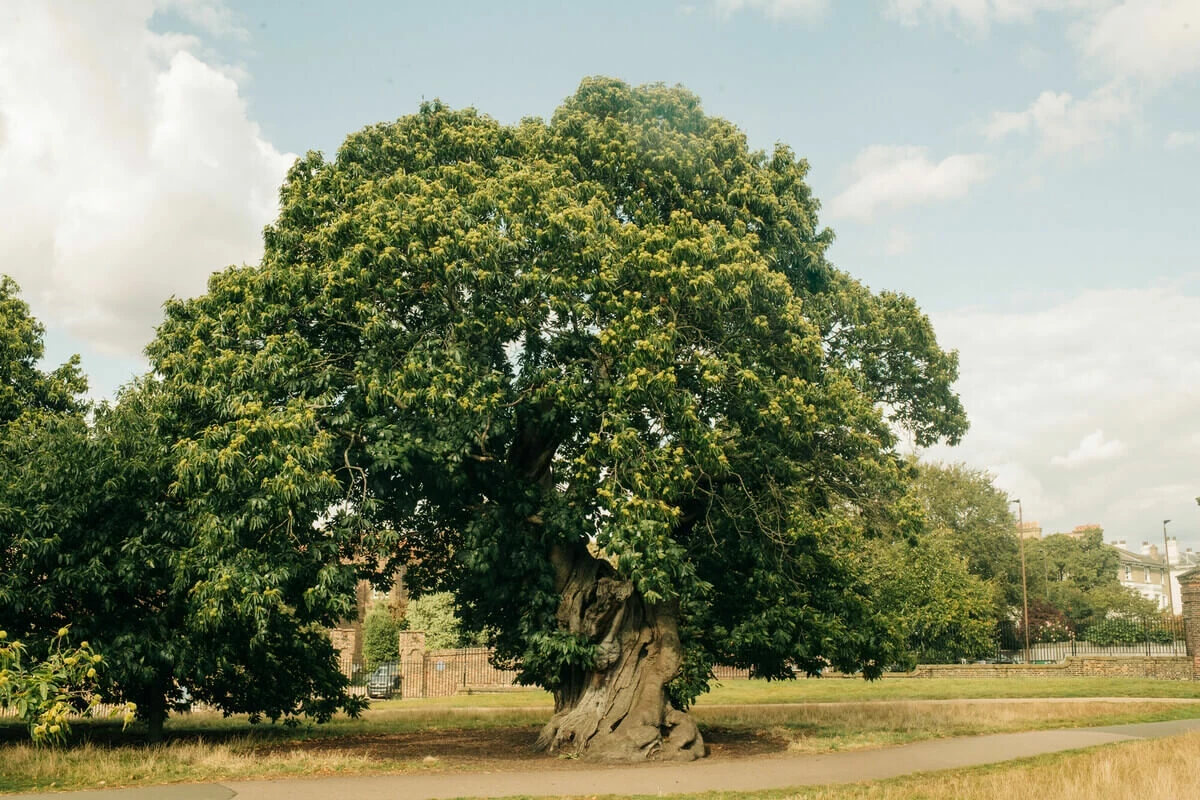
left=765, top=730, right=1200, bottom=799
left=0, top=737, right=438, bottom=794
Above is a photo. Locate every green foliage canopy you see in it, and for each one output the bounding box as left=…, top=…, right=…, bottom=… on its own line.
left=0, top=276, right=86, bottom=426
left=146, top=78, right=968, bottom=698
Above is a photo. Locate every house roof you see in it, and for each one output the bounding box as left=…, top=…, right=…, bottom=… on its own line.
left=1111, top=547, right=1166, bottom=567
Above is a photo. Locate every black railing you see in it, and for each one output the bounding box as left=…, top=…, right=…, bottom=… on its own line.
left=980, top=617, right=1187, bottom=663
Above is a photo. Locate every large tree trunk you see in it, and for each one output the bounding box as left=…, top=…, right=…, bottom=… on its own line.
left=535, top=543, right=705, bottom=762
left=145, top=695, right=167, bottom=744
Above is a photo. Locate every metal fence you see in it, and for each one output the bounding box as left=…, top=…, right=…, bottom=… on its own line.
left=339, top=655, right=369, bottom=695
left=412, top=648, right=523, bottom=698
left=921, top=616, right=1189, bottom=664
left=338, top=648, right=524, bottom=699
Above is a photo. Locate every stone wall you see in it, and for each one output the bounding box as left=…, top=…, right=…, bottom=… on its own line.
left=329, top=627, right=357, bottom=666
left=892, top=656, right=1193, bottom=681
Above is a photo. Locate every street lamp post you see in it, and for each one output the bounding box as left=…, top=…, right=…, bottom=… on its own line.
left=1012, top=499, right=1031, bottom=665
left=1163, top=519, right=1175, bottom=616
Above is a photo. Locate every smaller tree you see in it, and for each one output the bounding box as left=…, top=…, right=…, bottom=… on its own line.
left=1025, top=598, right=1073, bottom=643
left=1024, top=530, right=1156, bottom=628
left=912, top=462, right=1020, bottom=614
left=402, top=593, right=484, bottom=650
left=362, top=606, right=399, bottom=670
left=863, top=535, right=997, bottom=666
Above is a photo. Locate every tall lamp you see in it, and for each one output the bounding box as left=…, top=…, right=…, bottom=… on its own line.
left=1163, top=519, right=1175, bottom=616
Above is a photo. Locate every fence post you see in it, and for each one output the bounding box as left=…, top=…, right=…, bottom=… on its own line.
left=1177, top=568, right=1200, bottom=679
left=398, top=630, right=427, bottom=699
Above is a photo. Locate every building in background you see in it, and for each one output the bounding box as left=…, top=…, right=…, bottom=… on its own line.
left=1105, top=536, right=1200, bottom=614
left=1108, top=540, right=1169, bottom=610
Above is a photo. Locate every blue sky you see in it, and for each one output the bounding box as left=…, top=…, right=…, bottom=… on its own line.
left=2, top=0, right=1199, bottom=548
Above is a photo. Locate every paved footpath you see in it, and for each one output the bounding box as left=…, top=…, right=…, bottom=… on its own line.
left=11, top=718, right=1200, bottom=800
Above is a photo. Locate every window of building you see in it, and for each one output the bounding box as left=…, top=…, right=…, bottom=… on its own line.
left=1125, top=565, right=1132, bottom=580
left=1144, top=567, right=1151, bottom=583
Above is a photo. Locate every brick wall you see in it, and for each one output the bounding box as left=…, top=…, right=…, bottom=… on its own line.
left=329, top=626, right=357, bottom=670
left=1178, top=566, right=1200, bottom=675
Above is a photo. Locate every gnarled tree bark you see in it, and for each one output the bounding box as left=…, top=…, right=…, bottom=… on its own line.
left=535, top=542, right=705, bottom=762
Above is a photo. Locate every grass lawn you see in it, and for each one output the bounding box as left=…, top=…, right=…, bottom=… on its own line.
left=698, top=675, right=1200, bottom=704
left=2, top=678, right=1200, bottom=794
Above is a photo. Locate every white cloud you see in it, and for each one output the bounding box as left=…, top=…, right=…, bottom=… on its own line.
left=1072, top=0, right=1200, bottom=86
left=925, top=287, right=1200, bottom=542
left=1165, top=131, right=1200, bottom=150
left=0, top=1, right=293, bottom=356
left=984, top=84, right=1134, bottom=155
left=887, top=1, right=1200, bottom=88
left=714, top=0, right=829, bottom=21
left=1051, top=429, right=1126, bottom=467
left=829, top=145, right=992, bottom=220
left=158, top=0, right=249, bottom=40
left=885, top=0, right=1101, bottom=31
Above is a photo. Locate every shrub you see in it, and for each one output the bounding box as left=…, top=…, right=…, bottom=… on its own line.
left=1082, top=618, right=1144, bottom=647
left=403, top=593, right=486, bottom=651
left=362, top=606, right=400, bottom=671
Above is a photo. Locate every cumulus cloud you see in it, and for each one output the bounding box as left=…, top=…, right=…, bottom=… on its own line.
left=0, top=1, right=294, bottom=357
left=984, top=84, right=1134, bottom=156
left=713, top=0, right=829, bottom=21
left=1051, top=429, right=1126, bottom=467
left=887, top=1, right=1200, bottom=88
left=1165, top=131, right=1200, bottom=150
left=1072, top=0, right=1200, bottom=86
left=885, top=0, right=1098, bottom=31
left=924, top=287, right=1200, bottom=541
left=828, top=145, right=992, bottom=220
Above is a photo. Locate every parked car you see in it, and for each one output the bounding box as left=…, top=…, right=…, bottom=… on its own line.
left=367, top=662, right=402, bottom=699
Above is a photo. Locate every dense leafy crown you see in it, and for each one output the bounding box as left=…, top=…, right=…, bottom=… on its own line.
left=148, top=78, right=966, bottom=692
